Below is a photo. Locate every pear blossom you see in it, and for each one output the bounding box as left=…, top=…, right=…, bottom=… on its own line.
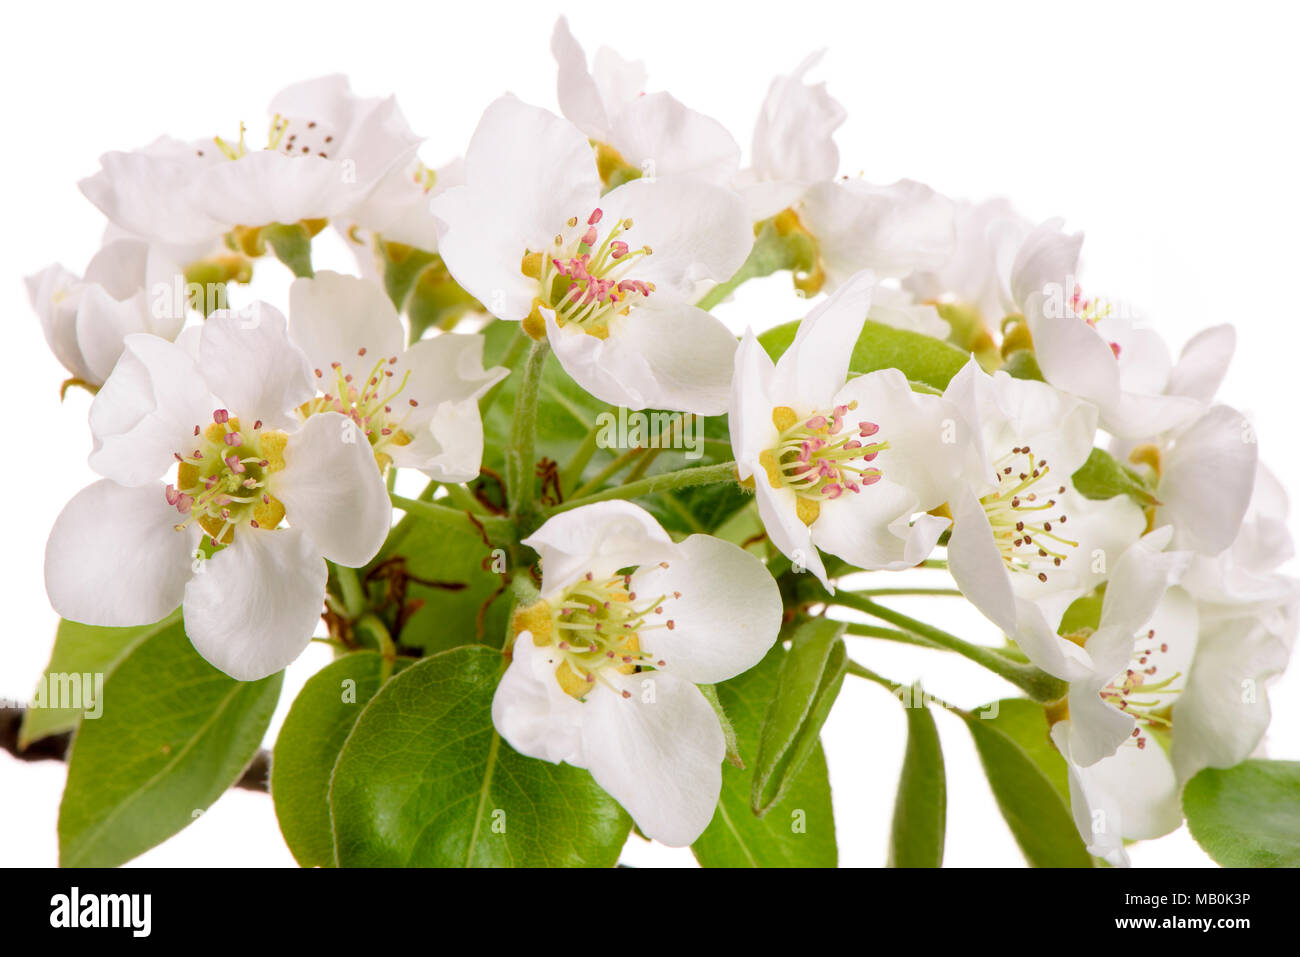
left=1009, top=221, right=1207, bottom=439
left=730, top=271, right=966, bottom=586
left=45, top=304, right=392, bottom=681
left=551, top=17, right=740, bottom=186
left=943, top=360, right=1145, bottom=638
left=1044, top=531, right=1192, bottom=865
left=737, top=51, right=847, bottom=222
left=1170, top=465, right=1300, bottom=784
left=341, top=156, right=465, bottom=263
left=492, top=501, right=782, bottom=846
left=25, top=237, right=186, bottom=389
left=429, top=94, right=751, bottom=414
left=903, top=196, right=1034, bottom=326
left=80, top=75, right=421, bottom=254
left=288, top=271, right=506, bottom=480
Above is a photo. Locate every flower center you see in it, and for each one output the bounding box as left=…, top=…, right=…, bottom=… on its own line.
left=300, top=349, right=418, bottom=470
left=1100, top=627, right=1181, bottom=749
left=1070, top=283, right=1121, bottom=358
left=981, top=445, right=1077, bottom=583
left=521, top=208, right=654, bottom=338
left=514, top=568, right=681, bottom=700
left=166, top=410, right=288, bottom=546
left=200, top=114, right=339, bottom=162
left=758, top=403, right=888, bottom=526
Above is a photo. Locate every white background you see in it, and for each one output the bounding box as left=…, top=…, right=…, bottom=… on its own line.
left=3, top=0, right=1298, bottom=867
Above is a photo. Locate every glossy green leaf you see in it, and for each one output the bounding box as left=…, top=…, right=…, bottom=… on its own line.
left=963, top=708, right=1093, bottom=867
left=271, top=652, right=389, bottom=868
left=973, top=698, right=1072, bottom=804
left=759, top=318, right=971, bottom=393
left=19, top=613, right=180, bottom=748
left=752, top=618, right=848, bottom=815
left=888, top=687, right=946, bottom=867
left=1071, top=447, right=1159, bottom=507
left=58, top=623, right=282, bottom=867
left=1183, top=759, right=1300, bottom=867
left=329, top=646, right=630, bottom=867
left=692, top=644, right=837, bottom=867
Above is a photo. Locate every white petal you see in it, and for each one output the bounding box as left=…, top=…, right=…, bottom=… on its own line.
left=753, top=479, right=828, bottom=585
left=1011, top=598, right=1095, bottom=681
left=1159, top=405, right=1258, bottom=555
left=288, top=271, right=406, bottom=375
left=1171, top=611, right=1296, bottom=783
left=1167, top=324, right=1235, bottom=403
left=199, top=303, right=314, bottom=431
left=89, top=333, right=216, bottom=487
left=522, top=501, right=683, bottom=597
left=545, top=303, right=737, bottom=415
left=580, top=672, right=724, bottom=847
left=1023, top=293, right=1122, bottom=412
left=270, top=412, right=391, bottom=567
left=751, top=50, right=844, bottom=184
left=182, top=528, right=326, bottom=681
left=630, top=534, right=782, bottom=684
left=1097, top=527, right=1187, bottom=635
left=551, top=16, right=614, bottom=141
left=729, top=329, right=778, bottom=479
left=597, top=176, right=752, bottom=303
left=770, top=269, right=875, bottom=412
left=812, top=487, right=948, bottom=571
left=430, top=95, right=601, bottom=321
left=801, top=179, right=955, bottom=288
left=393, top=398, right=489, bottom=484
left=492, top=634, right=587, bottom=765
left=1009, top=219, right=1082, bottom=312
left=197, top=151, right=371, bottom=228
left=607, top=92, right=740, bottom=185
left=947, top=487, right=1019, bottom=634
left=45, top=480, right=200, bottom=627
left=832, top=369, right=967, bottom=509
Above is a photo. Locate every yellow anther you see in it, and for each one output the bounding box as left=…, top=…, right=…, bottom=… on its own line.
left=513, top=600, right=555, bottom=646
left=520, top=251, right=544, bottom=280
left=772, top=406, right=799, bottom=433
left=795, top=497, right=821, bottom=526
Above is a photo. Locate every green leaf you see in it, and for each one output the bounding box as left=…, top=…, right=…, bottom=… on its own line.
left=19, top=613, right=180, bottom=748
left=888, top=687, right=946, bottom=867
left=962, top=707, right=1093, bottom=867
left=57, top=623, right=282, bottom=867
left=329, top=646, right=630, bottom=867
left=975, top=698, right=1072, bottom=803
left=1183, top=759, right=1300, bottom=867
left=1070, top=447, right=1160, bottom=507
left=759, top=318, right=972, bottom=393
left=751, top=618, right=848, bottom=815
left=692, top=644, right=837, bottom=866
left=271, top=652, right=389, bottom=868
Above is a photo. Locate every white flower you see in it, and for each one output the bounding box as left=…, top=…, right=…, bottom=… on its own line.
left=1009, top=221, right=1206, bottom=439
left=738, top=51, right=846, bottom=222
left=430, top=94, right=751, bottom=414
left=903, top=197, right=1034, bottom=324
left=80, top=75, right=420, bottom=251
left=1045, top=531, right=1193, bottom=865
left=1170, top=465, right=1300, bottom=784
left=730, top=271, right=965, bottom=586
left=551, top=17, right=740, bottom=186
left=943, top=360, right=1145, bottom=638
left=25, top=238, right=186, bottom=388
left=491, top=501, right=782, bottom=846
left=341, top=156, right=465, bottom=259
left=288, top=271, right=506, bottom=481
left=44, top=304, right=392, bottom=680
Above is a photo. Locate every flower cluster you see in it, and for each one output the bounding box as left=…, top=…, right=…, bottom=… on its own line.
left=27, top=17, right=1297, bottom=865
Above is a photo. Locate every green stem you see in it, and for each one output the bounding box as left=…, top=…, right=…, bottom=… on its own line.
left=843, top=622, right=947, bottom=651
left=334, top=565, right=367, bottom=618
left=354, top=614, right=398, bottom=682
left=440, top=482, right=485, bottom=515
left=570, top=446, right=642, bottom=499
left=390, top=493, right=514, bottom=544
left=550, top=461, right=737, bottom=514
left=560, top=413, right=608, bottom=495
left=832, top=593, right=1067, bottom=702
left=506, top=340, right=549, bottom=523
left=478, top=326, right=531, bottom=419
left=849, top=587, right=963, bottom=598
